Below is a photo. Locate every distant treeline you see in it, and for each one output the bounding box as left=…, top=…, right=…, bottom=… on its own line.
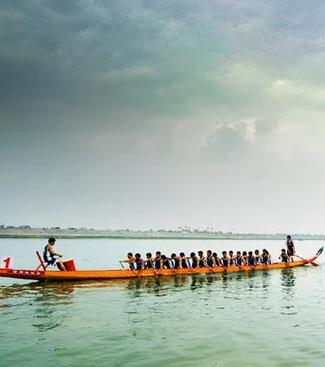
left=0, top=225, right=325, bottom=240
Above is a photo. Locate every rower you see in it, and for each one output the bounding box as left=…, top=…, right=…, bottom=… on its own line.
left=43, top=238, right=66, bottom=271
left=171, top=253, right=180, bottom=269
left=242, top=251, right=248, bottom=265
left=261, top=249, right=271, bottom=264
left=229, top=250, right=235, bottom=266
left=286, top=235, right=296, bottom=262
left=247, top=251, right=255, bottom=266
left=154, top=251, right=162, bottom=269
left=212, top=252, right=220, bottom=266
left=279, top=249, right=289, bottom=263
left=134, top=253, right=144, bottom=270
left=179, top=252, right=189, bottom=268
left=235, top=251, right=243, bottom=266
left=206, top=250, right=215, bottom=267
left=198, top=251, right=206, bottom=267
left=254, top=250, right=261, bottom=264
left=145, top=253, right=154, bottom=269
left=161, top=255, right=171, bottom=269
left=121, top=252, right=135, bottom=270
left=162, top=255, right=171, bottom=269
left=190, top=252, right=198, bottom=268
left=221, top=251, right=229, bottom=267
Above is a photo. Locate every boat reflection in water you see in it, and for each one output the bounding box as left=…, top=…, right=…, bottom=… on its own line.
left=281, top=268, right=296, bottom=292
left=0, top=270, right=277, bottom=301
left=280, top=268, right=297, bottom=316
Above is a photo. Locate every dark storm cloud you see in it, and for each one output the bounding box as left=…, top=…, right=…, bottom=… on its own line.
left=1, top=0, right=324, bottom=134
left=1, top=0, right=325, bottom=231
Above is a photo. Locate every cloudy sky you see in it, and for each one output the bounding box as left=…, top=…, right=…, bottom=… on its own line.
left=1, top=0, right=325, bottom=233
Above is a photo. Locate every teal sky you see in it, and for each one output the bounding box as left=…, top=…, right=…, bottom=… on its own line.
left=1, top=1, right=325, bottom=233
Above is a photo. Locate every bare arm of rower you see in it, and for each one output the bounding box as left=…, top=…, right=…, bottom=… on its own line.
left=48, top=245, right=63, bottom=258
left=121, top=258, right=134, bottom=264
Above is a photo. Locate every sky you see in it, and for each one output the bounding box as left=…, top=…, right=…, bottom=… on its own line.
left=1, top=0, right=325, bottom=233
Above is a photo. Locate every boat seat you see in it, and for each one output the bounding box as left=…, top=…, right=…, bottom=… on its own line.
left=35, top=251, right=49, bottom=271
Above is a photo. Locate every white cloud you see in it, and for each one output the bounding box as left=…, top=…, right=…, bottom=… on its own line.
left=272, top=79, right=325, bottom=107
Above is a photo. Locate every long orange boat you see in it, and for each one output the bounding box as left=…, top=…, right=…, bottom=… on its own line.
left=0, top=247, right=323, bottom=282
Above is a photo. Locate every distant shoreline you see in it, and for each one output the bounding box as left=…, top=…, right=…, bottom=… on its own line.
left=1, top=234, right=324, bottom=240
left=1, top=226, right=325, bottom=240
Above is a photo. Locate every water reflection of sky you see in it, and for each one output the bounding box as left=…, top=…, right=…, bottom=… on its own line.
left=1, top=263, right=325, bottom=367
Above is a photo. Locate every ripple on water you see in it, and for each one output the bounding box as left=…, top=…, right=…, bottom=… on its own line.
left=1, top=260, right=325, bottom=367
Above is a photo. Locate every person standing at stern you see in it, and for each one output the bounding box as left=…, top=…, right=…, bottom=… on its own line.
left=286, top=235, right=296, bottom=262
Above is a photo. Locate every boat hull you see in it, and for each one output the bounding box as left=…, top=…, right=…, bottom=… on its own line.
left=0, top=257, right=317, bottom=282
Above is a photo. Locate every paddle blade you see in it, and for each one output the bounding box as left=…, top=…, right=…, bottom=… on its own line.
left=316, top=247, right=324, bottom=257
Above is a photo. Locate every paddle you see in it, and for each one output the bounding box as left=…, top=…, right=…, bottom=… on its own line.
left=295, top=247, right=324, bottom=267
left=295, top=254, right=318, bottom=266
left=119, top=261, right=125, bottom=269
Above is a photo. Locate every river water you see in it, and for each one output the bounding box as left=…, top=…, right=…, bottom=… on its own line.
left=1, top=238, right=324, bottom=367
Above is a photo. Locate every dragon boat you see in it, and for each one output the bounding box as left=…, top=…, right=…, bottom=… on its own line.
left=0, top=247, right=323, bottom=282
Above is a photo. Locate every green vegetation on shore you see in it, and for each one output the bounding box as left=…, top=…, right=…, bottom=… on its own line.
left=1, top=225, right=325, bottom=240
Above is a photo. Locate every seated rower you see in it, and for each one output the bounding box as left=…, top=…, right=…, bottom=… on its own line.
left=235, top=251, right=243, bottom=266
left=198, top=251, right=206, bottom=267
left=221, top=251, right=229, bottom=267
left=154, top=251, right=162, bottom=269
left=43, top=237, right=66, bottom=271
left=206, top=250, right=215, bottom=267
left=279, top=248, right=289, bottom=263
left=247, top=251, right=256, bottom=266
left=254, top=250, right=261, bottom=264
left=179, top=252, right=189, bottom=268
left=229, top=250, right=235, bottom=265
left=134, top=253, right=144, bottom=270
left=261, top=249, right=271, bottom=264
left=242, top=251, right=248, bottom=265
left=145, top=253, right=154, bottom=269
left=212, top=252, right=220, bottom=266
left=121, top=252, right=135, bottom=270
left=190, top=252, right=198, bottom=268
left=171, top=253, right=180, bottom=269
left=161, top=255, right=171, bottom=269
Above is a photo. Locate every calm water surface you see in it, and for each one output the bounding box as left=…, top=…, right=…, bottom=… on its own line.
left=1, top=239, right=325, bottom=367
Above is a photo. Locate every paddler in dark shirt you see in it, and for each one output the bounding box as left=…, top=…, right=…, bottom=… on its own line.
left=161, top=255, right=171, bottom=269
left=286, top=235, right=295, bottom=262
left=235, top=251, right=243, bottom=266
left=247, top=251, right=256, bottom=266
left=198, top=251, right=206, bottom=267
left=279, top=248, right=289, bottom=263
left=154, top=251, right=162, bottom=269
left=206, top=250, right=215, bottom=267
left=261, top=249, right=271, bottom=264
left=134, top=253, right=144, bottom=270
left=179, top=252, right=189, bottom=268
left=171, top=253, right=180, bottom=269
left=145, top=253, right=154, bottom=269
left=221, top=251, right=229, bottom=267
left=229, top=250, right=235, bottom=266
